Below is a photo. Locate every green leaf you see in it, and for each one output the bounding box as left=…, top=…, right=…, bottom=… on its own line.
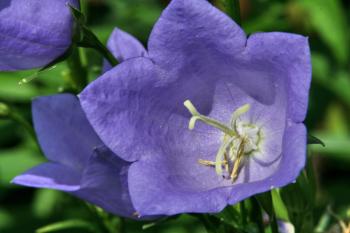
left=309, top=133, right=350, bottom=160
left=0, top=147, right=44, bottom=186
left=36, top=220, right=100, bottom=233
left=0, top=73, right=39, bottom=102
left=32, top=190, right=63, bottom=218
left=307, top=134, right=325, bottom=147
left=218, top=0, right=241, bottom=25
left=0, top=208, right=14, bottom=230
left=300, top=0, right=349, bottom=64
left=271, top=190, right=289, bottom=221
left=280, top=174, right=314, bottom=233
left=243, top=4, right=286, bottom=34
left=256, top=192, right=274, bottom=217
left=213, top=205, right=241, bottom=228
left=68, top=4, right=86, bottom=25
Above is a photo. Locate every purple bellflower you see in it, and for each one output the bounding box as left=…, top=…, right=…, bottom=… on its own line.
left=12, top=94, right=138, bottom=218
left=0, top=0, right=78, bottom=71
left=80, top=0, right=311, bottom=217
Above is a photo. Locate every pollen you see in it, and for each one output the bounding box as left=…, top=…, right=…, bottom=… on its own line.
left=184, top=100, right=263, bottom=183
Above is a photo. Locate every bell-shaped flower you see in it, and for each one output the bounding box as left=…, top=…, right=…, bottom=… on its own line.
left=0, top=0, right=78, bottom=71
left=80, top=0, right=311, bottom=217
left=12, top=94, right=138, bottom=218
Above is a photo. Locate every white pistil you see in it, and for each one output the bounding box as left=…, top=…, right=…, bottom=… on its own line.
left=184, top=100, right=235, bottom=136
left=230, top=104, right=251, bottom=129
left=184, top=99, right=261, bottom=183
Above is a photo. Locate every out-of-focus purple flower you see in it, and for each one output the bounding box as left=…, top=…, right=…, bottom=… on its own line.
left=103, top=28, right=148, bottom=72
left=0, top=0, right=78, bottom=71
left=80, top=0, right=311, bottom=216
left=278, top=221, right=295, bottom=233
left=12, top=94, right=137, bottom=218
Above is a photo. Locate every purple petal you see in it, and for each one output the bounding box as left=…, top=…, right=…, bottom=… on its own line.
left=33, top=94, right=102, bottom=171
left=103, top=28, right=147, bottom=72
left=12, top=162, right=81, bottom=191
left=148, top=0, right=246, bottom=76
left=128, top=159, right=232, bottom=216
left=228, top=123, right=306, bottom=204
left=80, top=57, right=162, bottom=162
left=75, top=146, right=137, bottom=218
left=245, top=33, right=311, bottom=122
left=0, top=0, right=78, bottom=71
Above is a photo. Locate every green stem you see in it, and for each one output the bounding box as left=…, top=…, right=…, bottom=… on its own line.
left=268, top=192, right=279, bottom=233
left=80, top=26, right=118, bottom=67
left=225, top=0, right=241, bottom=25
left=80, top=0, right=88, bottom=16
left=9, top=110, right=36, bottom=139
left=251, top=197, right=265, bottom=233
left=69, top=5, right=118, bottom=67
left=240, top=201, right=247, bottom=227
left=66, top=47, right=88, bottom=91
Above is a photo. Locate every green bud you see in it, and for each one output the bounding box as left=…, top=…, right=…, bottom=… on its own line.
left=0, top=103, right=10, bottom=118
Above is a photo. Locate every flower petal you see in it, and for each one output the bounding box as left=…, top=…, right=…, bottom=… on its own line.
left=148, top=0, right=246, bottom=75
left=0, top=0, right=78, bottom=71
left=228, top=123, right=307, bottom=204
left=33, top=94, right=102, bottom=171
left=80, top=57, right=162, bottom=162
left=12, top=162, right=81, bottom=191
left=75, top=146, right=137, bottom=218
left=245, top=32, right=311, bottom=122
left=103, top=28, right=147, bottom=72
left=128, top=158, right=232, bottom=216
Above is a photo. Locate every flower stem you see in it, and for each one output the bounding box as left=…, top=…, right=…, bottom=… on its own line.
left=1, top=103, right=36, bottom=140
left=69, top=4, right=119, bottom=67
left=268, top=191, right=279, bottom=233
left=240, top=200, right=247, bottom=226
left=66, top=47, right=88, bottom=91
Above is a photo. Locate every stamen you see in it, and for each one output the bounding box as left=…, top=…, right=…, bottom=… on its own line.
left=215, top=137, right=236, bottom=175
left=184, top=100, right=235, bottom=136
left=198, top=159, right=227, bottom=166
left=184, top=100, right=261, bottom=183
left=230, top=138, right=246, bottom=181
left=223, top=152, right=229, bottom=172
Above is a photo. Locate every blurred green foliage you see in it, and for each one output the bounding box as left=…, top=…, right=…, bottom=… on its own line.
left=0, top=0, right=349, bottom=232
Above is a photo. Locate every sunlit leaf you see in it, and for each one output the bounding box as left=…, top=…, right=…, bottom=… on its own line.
left=300, top=0, right=349, bottom=64
left=36, top=219, right=100, bottom=233
left=33, top=190, right=63, bottom=219
left=0, top=147, right=44, bottom=186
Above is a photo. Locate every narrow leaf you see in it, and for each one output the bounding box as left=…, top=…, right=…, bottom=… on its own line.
left=36, top=219, right=100, bottom=233
left=307, top=134, right=325, bottom=147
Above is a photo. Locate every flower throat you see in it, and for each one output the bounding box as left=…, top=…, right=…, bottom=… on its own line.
left=184, top=100, right=263, bottom=183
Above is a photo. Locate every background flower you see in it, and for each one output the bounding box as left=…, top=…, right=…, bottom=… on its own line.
left=12, top=94, right=137, bottom=218
left=0, top=0, right=78, bottom=71
left=103, top=27, right=148, bottom=72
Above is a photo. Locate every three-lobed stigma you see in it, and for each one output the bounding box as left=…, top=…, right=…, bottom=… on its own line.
left=184, top=100, right=263, bottom=183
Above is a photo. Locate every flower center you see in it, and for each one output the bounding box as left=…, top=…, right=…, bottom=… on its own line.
left=184, top=100, right=263, bottom=183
